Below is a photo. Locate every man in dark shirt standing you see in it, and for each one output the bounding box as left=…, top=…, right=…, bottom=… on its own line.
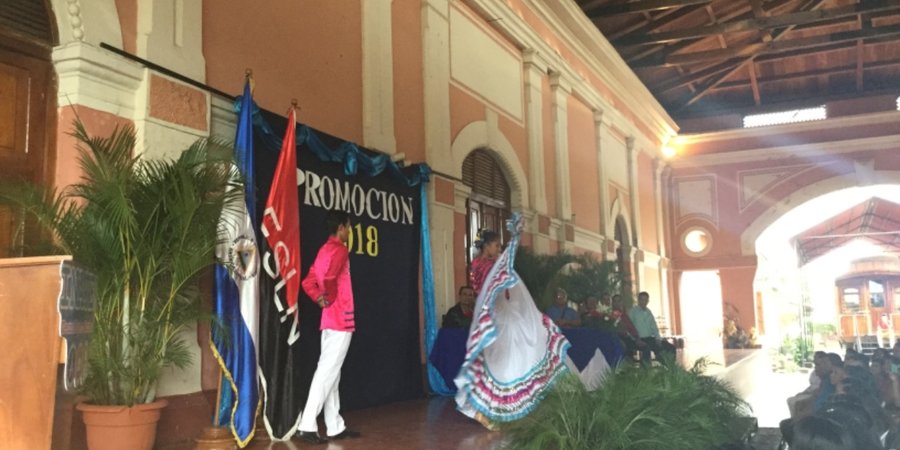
left=443, top=286, right=476, bottom=328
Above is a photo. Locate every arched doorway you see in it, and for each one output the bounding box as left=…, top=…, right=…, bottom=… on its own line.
left=461, top=148, right=511, bottom=265
left=753, top=185, right=900, bottom=350
left=0, top=0, right=57, bottom=256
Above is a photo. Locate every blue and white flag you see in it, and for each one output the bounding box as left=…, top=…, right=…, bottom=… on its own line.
left=212, top=79, right=261, bottom=448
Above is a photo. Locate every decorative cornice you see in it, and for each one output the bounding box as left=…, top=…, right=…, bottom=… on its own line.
left=548, top=70, right=573, bottom=94
left=573, top=226, right=605, bottom=253
left=522, top=48, right=549, bottom=72
left=677, top=109, right=900, bottom=145
left=463, top=0, right=644, bottom=141
left=53, top=42, right=143, bottom=118
left=529, top=0, right=677, bottom=140
left=669, top=134, right=900, bottom=169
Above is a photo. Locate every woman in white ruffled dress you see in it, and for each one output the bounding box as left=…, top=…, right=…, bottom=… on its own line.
left=455, top=213, right=573, bottom=425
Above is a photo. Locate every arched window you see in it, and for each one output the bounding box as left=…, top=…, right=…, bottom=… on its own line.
left=462, top=149, right=511, bottom=264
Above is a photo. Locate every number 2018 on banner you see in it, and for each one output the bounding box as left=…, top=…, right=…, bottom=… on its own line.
left=346, top=224, right=379, bottom=257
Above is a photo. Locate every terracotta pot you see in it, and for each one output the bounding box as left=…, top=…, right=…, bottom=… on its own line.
left=77, top=399, right=168, bottom=450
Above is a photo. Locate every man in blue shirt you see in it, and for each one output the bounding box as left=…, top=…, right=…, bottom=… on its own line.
left=628, top=291, right=675, bottom=365
left=545, top=288, right=581, bottom=327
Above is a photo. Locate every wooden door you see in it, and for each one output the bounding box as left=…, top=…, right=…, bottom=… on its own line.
left=0, top=44, right=55, bottom=257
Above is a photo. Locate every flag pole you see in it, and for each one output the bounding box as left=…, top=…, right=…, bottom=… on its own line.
left=201, top=69, right=257, bottom=448
left=210, top=68, right=254, bottom=428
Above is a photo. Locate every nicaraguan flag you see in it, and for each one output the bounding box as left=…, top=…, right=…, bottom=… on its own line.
left=212, top=79, right=261, bottom=448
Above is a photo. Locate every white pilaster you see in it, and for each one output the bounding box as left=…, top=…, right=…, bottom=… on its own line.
left=594, top=111, right=611, bottom=241
left=549, top=71, right=572, bottom=221
left=524, top=50, right=548, bottom=215
left=362, top=0, right=397, bottom=153
left=654, top=158, right=671, bottom=328
left=626, top=136, right=641, bottom=248
left=422, top=0, right=452, bottom=174
left=429, top=180, right=460, bottom=316
left=136, top=0, right=205, bottom=81
left=654, top=159, right=667, bottom=259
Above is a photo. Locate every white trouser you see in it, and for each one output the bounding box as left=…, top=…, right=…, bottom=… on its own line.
left=298, top=329, right=353, bottom=436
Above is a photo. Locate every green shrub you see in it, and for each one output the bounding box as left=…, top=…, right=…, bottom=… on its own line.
left=503, top=359, right=750, bottom=450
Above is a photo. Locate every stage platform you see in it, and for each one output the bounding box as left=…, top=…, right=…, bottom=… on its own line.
left=161, top=397, right=504, bottom=450
left=159, top=347, right=794, bottom=449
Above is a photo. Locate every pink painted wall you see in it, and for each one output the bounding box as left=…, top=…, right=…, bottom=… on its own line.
left=566, top=95, right=600, bottom=233
left=203, top=1, right=363, bottom=144
left=498, top=112, right=529, bottom=181
left=391, top=1, right=425, bottom=163
left=449, top=84, right=487, bottom=143
left=510, top=0, right=662, bottom=146
left=669, top=133, right=900, bottom=332
left=113, top=0, right=137, bottom=54
left=55, top=105, right=133, bottom=191
left=720, top=267, right=757, bottom=333
left=637, top=152, right=658, bottom=253
left=149, top=75, right=207, bottom=131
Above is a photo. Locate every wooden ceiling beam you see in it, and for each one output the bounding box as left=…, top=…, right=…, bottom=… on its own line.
left=627, top=0, right=796, bottom=67
left=665, top=24, right=900, bottom=65
left=614, top=0, right=900, bottom=46
left=656, top=58, right=747, bottom=93
left=716, top=57, right=900, bottom=88
left=856, top=39, right=865, bottom=92
left=607, top=4, right=705, bottom=40
left=671, top=0, right=831, bottom=109
left=636, top=22, right=900, bottom=67
left=748, top=63, right=761, bottom=105
left=673, top=81, right=900, bottom=119
left=585, top=0, right=711, bottom=19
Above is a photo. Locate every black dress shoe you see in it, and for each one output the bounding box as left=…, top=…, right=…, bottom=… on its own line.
left=329, top=429, right=361, bottom=440
left=296, top=431, right=328, bottom=444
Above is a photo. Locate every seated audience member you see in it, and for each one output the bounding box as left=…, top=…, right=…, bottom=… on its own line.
left=442, top=285, right=475, bottom=328
left=791, top=415, right=858, bottom=450
left=627, top=291, right=675, bottom=366
left=845, top=349, right=870, bottom=368
left=870, top=356, right=895, bottom=408
left=787, top=351, right=827, bottom=417
left=600, top=293, right=613, bottom=313
left=814, top=353, right=843, bottom=412
left=611, top=295, right=640, bottom=354
left=545, top=288, right=581, bottom=327
left=580, top=296, right=604, bottom=328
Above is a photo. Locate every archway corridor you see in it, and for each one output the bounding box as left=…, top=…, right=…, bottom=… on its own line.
left=732, top=184, right=900, bottom=426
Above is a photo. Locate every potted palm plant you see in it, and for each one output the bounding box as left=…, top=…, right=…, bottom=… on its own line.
left=0, top=121, right=236, bottom=450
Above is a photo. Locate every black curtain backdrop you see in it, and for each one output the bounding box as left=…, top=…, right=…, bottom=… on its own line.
left=255, top=109, right=423, bottom=438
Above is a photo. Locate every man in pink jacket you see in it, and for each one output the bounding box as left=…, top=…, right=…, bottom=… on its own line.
left=296, top=211, right=361, bottom=444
